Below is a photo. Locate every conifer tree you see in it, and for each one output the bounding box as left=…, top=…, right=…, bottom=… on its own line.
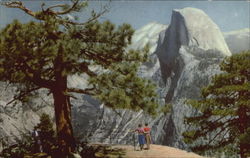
left=0, top=1, right=159, bottom=156
left=183, top=51, right=250, bottom=158
left=36, top=113, right=56, bottom=154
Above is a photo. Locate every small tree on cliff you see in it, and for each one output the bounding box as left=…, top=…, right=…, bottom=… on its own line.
left=36, top=113, right=56, bottom=154
left=183, top=51, right=250, bottom=158
left=0, top=0, right=159, bottom=156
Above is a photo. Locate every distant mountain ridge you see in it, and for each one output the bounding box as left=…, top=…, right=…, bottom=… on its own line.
left=132, top=22, right=249, bottom=56
left=223, top=28, right=250, bottom=54
left=130, top=22, right=167, bottom=54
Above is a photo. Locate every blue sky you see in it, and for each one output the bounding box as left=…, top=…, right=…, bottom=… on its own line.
left=0, top=1, right=249, bottom=32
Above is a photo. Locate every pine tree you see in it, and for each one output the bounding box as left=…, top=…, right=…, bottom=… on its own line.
left=0, top=1, right=159, bottom=156
left=36, top=113, right=56, bottom=154
left=183, top=51, right=250, bottom=158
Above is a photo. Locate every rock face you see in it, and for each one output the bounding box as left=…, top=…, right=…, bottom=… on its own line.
left=130, top=22, right=167, bottom=55
left=154, top=7, right=231, bottom=148
left=1, top=7, right=244, bottom=152
left=224, top=28, right=250, bottom=54
left=81, top=7, right=232, bottom=149
left=157, top=7, right=231, bottom=83
left=72, top=22, right=169, bottom=145
left=0, top=82, right=54, bottom=151
left=129, top=22, right=167, bottom=79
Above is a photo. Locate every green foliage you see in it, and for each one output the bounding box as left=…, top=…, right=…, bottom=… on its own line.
left=0, top=134, right=33, bottom=158
left=183, top=51, right=250, bottom=157
left=89, top=61, right=159, bottom=116
left=1, top=144, right=26, bottom=158
left=160, top=103, right=172, bottom=115
left=35, top=113, right=56, bottom=154
left=0, top=114, right=57, bottom=158
left=0, top=1, right=160, bottom=156
left=0, top=0, right=159, bottom=116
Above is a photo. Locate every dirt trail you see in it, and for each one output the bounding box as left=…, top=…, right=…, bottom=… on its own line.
left=115, top=144, right=205, bottom=158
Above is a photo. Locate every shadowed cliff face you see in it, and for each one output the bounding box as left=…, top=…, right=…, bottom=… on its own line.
left=0, top=7, right=248, bottom=151
left=154, top=7, right=230, bottom=148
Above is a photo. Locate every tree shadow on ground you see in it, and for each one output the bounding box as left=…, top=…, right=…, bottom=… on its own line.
left=80, top=143, right=126, bottom=158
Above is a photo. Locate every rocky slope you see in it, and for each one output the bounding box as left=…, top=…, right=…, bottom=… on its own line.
left=1, top=7, right=248, bottom=154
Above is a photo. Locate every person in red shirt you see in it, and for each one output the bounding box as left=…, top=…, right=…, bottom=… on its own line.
left=144, top=123, right=151, bottom=150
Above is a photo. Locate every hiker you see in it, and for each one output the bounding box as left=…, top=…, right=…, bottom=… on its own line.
left=144, top=123, right=151, bottom=150
left=134, top=124, right=145, bottom=150
left=32, top=127, right=43, bottom=153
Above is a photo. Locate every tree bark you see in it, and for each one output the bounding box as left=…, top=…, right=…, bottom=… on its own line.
left=238, top=105, right=247, bottom=158
left=52, top=76, right=75, bottom=157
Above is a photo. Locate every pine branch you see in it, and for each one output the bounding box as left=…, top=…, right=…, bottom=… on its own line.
left=54, top=8, right=108, bottom=26
left=67, top=87, right=95, bottom=95
left=6, top=86, right=41, bottom=105
left=21, top=61, right=54, bottom=89
left=2, top=1, right=78, bottom=18
left=2, top=0, right=108, bottom=26
left=77, top=9, right=108, bottom=25
left=204, top=118, right=234, bottom=134
left=82, top=48, right=123, bottom=67
left=77, top=61, right=98, bottom=77
left=3, top=1, right=37, bottom=17
left=46, top=4, right=76, bottom=15
left=207, top=125, right=230, bottom=145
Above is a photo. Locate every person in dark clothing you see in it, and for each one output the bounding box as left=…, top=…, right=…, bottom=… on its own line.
left=32, top=127, right=43, bottom=153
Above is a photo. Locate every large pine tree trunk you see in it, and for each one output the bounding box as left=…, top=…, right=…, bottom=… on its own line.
left=52, top=76, right=75, bottom=157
